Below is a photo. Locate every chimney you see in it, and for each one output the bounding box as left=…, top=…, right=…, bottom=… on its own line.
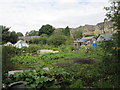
left=104, top=18, right=108, bottom=23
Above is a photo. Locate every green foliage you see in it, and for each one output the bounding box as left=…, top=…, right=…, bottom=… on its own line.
left=2, top=27, right=18, bottom=44
left=30, top=38, right=40, bottom=44
left=73, top=30, right=82, bottom=38
left=69, top=79, right=84, bottom=88
left=1, top=26, right=10, bottom=44
left=4, top=67, right=72, bottom=89
left=93, top=75, right=120, bottom=88
left=65, top=37, right=74, bottom=45
left=93, top=1, right=120, bottom=88
left=105, top=1, right=120, bottom=30
left=9, top=31, right=18, bottom=44
left=62, top=26, right=70, bottom=36
left=3, top=45, right=108, bottom=88
left=25, top=30, right=38, bottom=36
left=28, top=34, right=48, bottom=45
left=2, top=46, right=24, bottom=57
left=58, top=45, right=74, bottom=52
left=16, top=32, right=23, bottom=37
left=2, top=46, right=22, bottom=79
left=48, top=33, right=67, bottom=47
left=84, top=34, right=95, bottom=37
left=38, top=24, right=55, bottom=36
left=38, top=34, right=48, bottom=45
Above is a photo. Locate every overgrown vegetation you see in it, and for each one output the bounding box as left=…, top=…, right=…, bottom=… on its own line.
left=2, top=0, right=120, bottom=89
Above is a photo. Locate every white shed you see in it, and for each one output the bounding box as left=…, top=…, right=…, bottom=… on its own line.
left=14, top=40, right=29, bottom=48
left=97, top=34, right=112, bottom=42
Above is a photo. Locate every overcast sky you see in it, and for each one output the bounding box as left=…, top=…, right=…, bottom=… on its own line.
left=0, top=0, right=110, bottom=34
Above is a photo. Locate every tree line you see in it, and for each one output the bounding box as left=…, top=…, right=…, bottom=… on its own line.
left=1, top=24, right=74, bottom=45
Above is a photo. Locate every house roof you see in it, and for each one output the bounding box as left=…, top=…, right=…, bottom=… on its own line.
left=97, top=34, right=112, bottom=42
left=96, top=22, right=104, bottom=30
left=19, top=36, right=40, bottom=41
left=74, top=36, right=95, bottom=43
left=81, top=36, right=95, bottom=40
left=85, top=25, right=95, bottom=31
left=105, top=21, right=114, bottom=28
left=74, top=39, right=87, bottom=43
left=96, top=21, right=114, bottom=29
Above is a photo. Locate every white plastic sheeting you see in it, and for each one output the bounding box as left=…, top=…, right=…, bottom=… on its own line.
left=37, top=49, right=59, bottom=54
left=14, top=40, right=29, bottom=48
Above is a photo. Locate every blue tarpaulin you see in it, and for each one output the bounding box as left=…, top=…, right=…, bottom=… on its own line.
left=92, top=43, right=97, bottom=47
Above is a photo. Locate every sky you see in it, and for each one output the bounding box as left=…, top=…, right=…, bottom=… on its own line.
left=0, top=0, right=111, bottom=35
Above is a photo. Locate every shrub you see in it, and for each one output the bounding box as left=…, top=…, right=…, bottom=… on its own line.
left=48, top=33, right=67, bottom=47
left=69, top=79, right=84, bottom=88
left=58, top=45, right=74, bottom=52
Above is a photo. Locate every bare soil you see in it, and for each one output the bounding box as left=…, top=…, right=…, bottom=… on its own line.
left=56, top=58, right=95, bottom=67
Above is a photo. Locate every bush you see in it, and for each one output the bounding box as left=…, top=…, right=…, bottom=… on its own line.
left=69, top=79, right=84, bottom=88
left=2, top=46, right=21, bottom=57
left=2, top=46, right=22, bottom=79
left=58, top=45, right=74, bottom=52
left=48, top=33, right=67, bottom=47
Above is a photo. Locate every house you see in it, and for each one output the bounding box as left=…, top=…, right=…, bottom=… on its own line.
left=14, top=40, right=29, bottom=48
left=74, top=36, right=96, bottom=49
left=82, top=25, right=95, bottom=35
left=97, top=34, right=113, bottom=42
left=94, top=18, right=114, bottom=35
left=94, top=22, right=104, bottom=34
left=70, top=18, right=115, bottom=37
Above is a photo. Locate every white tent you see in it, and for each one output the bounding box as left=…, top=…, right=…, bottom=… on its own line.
left=4, top=42, right=13, bottom=46
left=14, top=40, right=29, bottom=48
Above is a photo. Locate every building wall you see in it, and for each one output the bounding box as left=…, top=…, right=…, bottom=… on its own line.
left=70, top=20, right=115, bottom=37
left=94, top=26, right=104, bottom=34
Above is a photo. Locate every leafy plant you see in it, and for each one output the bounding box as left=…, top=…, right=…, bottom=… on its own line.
left=3, top=67, right=73, bottom=89
left=69, top=79, right=84, bottom=88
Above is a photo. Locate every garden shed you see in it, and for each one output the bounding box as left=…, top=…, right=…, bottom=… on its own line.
left=74, top=36, right=96, bottom=49
left=97, top=34, right=112, bottom=42
left=14, top=40, right=29, bottom=48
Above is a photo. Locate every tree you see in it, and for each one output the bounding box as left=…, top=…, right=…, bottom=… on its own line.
left=104, top=0, right=120, bottom=59
left=1, top=26, right=19, bottom=44
left=48, top=33, right=67, bottom=47
left=2, top=26, right=11, bottom=44
left=38, top=24, right=55, bottom=36
left=17, top=32, right=23, bottom=37
left=105, top=0, right=120, bottom=30
left=9, top=31, right=18, bottom=44
left=97, top=1, right=120, bottom=88
left=73, top=30, right=82, bottom=38
left=62, top=26, right=70, bottom=36
left=28, top=34, right=48, bottom=45
left=25, top=30, right=38, bottom=36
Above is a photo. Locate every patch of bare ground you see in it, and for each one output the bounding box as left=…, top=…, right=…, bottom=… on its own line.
left=68, top=58, right=95, bottom=64
left=56, top=58, right=95, bottom=67
left=55, top=63, right=71, bottom=68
